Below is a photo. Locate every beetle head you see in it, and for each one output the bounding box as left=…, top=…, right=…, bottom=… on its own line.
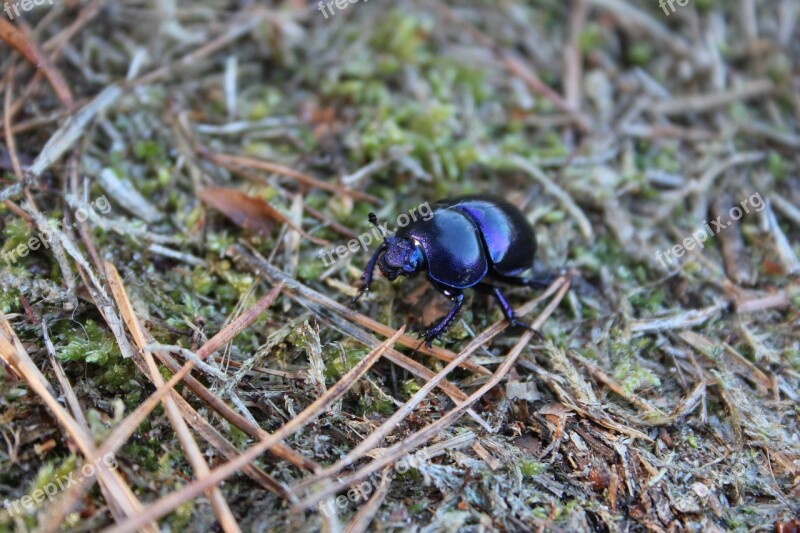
left=378, top=238, right=424, bottom=281
left=367, top=212, right=425, bottom=281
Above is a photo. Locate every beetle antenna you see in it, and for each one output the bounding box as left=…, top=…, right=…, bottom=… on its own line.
left=368, top=212, right=388, bottom=243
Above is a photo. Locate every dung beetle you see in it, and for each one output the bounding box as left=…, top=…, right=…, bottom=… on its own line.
left=351, top=195, right=550, bottom=346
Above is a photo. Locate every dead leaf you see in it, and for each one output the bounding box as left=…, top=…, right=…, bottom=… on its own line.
left=506, top=380, right=541, bottom=402
left=198, top=188, right=328, bottom=245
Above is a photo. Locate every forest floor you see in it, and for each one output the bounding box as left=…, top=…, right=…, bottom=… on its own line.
left=0, top=0, right=799, bottom=531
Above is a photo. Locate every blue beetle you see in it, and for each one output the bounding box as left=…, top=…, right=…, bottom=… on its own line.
left=352, top=195, right=549, bottom=346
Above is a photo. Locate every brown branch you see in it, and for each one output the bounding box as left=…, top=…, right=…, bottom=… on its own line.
left=292, top=275, right=570, bottom=496
left=0, top=318, right=158, bottom=531
left=104, top=262, right=241, bottom=533
left=198, top=147, right=380, bottom=204
left=101, top=327, right=407, bottom=533
left=0, top=17, right=73, bottom=108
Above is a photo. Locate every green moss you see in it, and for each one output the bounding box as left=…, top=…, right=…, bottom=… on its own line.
left=539, top=131, right=569, bottom=158
left=695, top=0, right=714, bottom=11
left=218, top=268, right=255, bottom=298
left=190, top=266, right=216, bottom=296
left=767, top=151, right=789, bottom=182
left=542, top=210, right=566, bottom=223
left=0, top=280, right=22, bottom=314
left=326, top=346, right=369, bottom=379
left=169, top=500, right=196, bottom=530
left=133, top=139, right=165, bottom=162
left=206, top=232, right=237, bottom=255
left=363, top=382, right=395, bottom=416
left=370, top=10, right=432, bottom=64
left=651, top=149, right=681, bottom=174
left=97, top=361, right=141, bottom=403
left=402, top=379, right=421, bottom=396
left=579, top=23, right=603, bottom=52
left=124, top=441, right=159, bottom=472
left=58, top=320, right=121, bottom=366
left=629, top=287, right=667, bottom=316
left=520, top=460, right=547, bottom=477
left=531, top=504, right=553, bottom=519
left=27, top=455, right=78, bottom=507
left=609, top=337, right=660, bottom=396
left=729, top=102, right=750, bottom=123
left=627, top=42, right=654, bottom=66
left=297, top=259, right=323, bottom=281
left=246, top=88, right=283, bottom=120
left=786, top=347, right=800, bottom=373
left=767, top=52, right=792, bottom=84
left=408, top=500, right=427, bottom=514
left=1, top=218, right=33, bottom=256
left=228, top=425, right=250, bottom=449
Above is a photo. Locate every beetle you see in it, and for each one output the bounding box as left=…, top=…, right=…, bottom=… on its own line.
left=351, top=195, right=550, bottom=346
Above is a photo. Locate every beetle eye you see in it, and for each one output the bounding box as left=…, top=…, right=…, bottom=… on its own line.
left=403, top=247, right=424, bottom=273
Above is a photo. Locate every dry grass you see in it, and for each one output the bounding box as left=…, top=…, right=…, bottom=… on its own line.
left=0, top=0, right=799, bottom=531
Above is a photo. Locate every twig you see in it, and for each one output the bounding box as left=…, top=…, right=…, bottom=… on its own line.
left=0, top=318, right=158, bottom=532
left=679, top=331, right=771, bottom=392
left=770, top=195, right=800, bottom=228
left=569, top=351, right=665, bottom=416
left=229, top=243, right=492, bottom=375
left=343, top=468, right=392, bottom=533
left=629, top=302, right=726, bottom=334
left=510, top=155, right=594, bottom=240
left=762, top=198, right=800, bottom=275
left=129, top=7, right=271, bottom=88
left=3, top=63, right=23, bottom=182
left=641, top=382, right=707, bottom=426
left=105, top=262, right=241, bottom=533
left=735, top=291, right=789, bottom=314
left=712, top=194, right=754, bottom=285
left=41, top=356, right=247, bottom=532
left=0, top=17, right=73, bottom=107
left=652, top=79, right=774, bottom=116
left=564, top=0, right=587, bottom=112
left=198, top=147, right=380, bottom=204
left=92, top=279, right=316, bottom=472
left=153, top=347, right=319, bottom=472
left=292, top=311, right=562, bottom=510
left=26, top=84, right=122, bottom=177
left=292, top=275, right=570, bottom=494
left=431, top=0, right=592, bottom=132
left=97, top=167, right=162, bottom=223
left=102, top=327, right=407, bottom=533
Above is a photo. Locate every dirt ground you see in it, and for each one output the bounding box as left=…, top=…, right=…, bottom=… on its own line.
left=0, top=0, right=799, bottom=531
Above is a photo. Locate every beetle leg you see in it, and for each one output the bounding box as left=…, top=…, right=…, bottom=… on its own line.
left=351, top=242, right=388, bottom=306
left=475, top=283, right=544, bottom=340
left=421, top=286, right=464, bottom=347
